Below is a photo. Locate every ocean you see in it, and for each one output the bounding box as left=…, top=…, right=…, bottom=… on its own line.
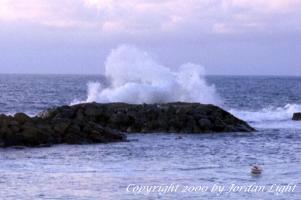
left=0, top=74, right=301, bottom=199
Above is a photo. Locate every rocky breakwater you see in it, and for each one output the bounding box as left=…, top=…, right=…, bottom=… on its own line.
left=0, top=112, right=126, bottom=148
left=0, top=102, right=255, bottom=148
left=40, top=102, right=255, bottom=133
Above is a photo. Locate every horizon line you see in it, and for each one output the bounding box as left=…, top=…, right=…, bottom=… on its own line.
left=0, top=72, right=300, bottom=77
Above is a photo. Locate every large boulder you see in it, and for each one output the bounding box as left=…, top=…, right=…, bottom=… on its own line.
left=292, top=113, right=301, bottom=121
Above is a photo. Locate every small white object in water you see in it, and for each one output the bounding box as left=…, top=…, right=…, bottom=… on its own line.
left=251, top=165, right=263, bottom=175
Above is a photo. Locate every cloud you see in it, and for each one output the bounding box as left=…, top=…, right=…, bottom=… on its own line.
left=0, top=0, right=96, bottom=28
left=228, top=0, right=301, bottom=13
left=0, top=0, right=300, bottom=35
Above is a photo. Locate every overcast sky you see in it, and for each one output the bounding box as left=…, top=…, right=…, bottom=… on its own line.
left=0, top=0, right=300, bottom=75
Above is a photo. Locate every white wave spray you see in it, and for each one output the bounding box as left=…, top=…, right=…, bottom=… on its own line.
left=230, top=104, right=301, bottom=129
left=84, top=45, right=220, bottom=104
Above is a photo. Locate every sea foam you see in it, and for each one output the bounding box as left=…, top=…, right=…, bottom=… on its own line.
left=230, top=104, right=301, bottom=129
left=85, top=45, right=220, bottom=104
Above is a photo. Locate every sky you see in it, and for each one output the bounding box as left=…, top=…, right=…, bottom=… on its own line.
left=0, top=0, right=300, bottom=75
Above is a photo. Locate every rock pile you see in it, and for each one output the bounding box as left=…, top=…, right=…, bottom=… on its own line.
left=0, top=102, right=255, bottom=148
left=0, top=112, right=126, bottom=147
left=40, top=102, right=255, bottom=133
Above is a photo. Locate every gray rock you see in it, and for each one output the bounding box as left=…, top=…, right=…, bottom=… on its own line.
left=292, top=112, right=301, bottom=121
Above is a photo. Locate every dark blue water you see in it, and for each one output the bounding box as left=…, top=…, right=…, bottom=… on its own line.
left=0, top=74, right=301, bottom=199
left=0, top=74, right=100, bottom=115
left=211, top=76, right=301, bottom=110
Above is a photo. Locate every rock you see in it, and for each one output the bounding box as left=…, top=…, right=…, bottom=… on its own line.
left=0, top=126, right=11, bottom=133
left=37, top=108, right=57, bottom=119
left=198, top=119, right=212, bottom=131
left=88, top=130, right=106, bottom=142
left=292, top=112, right=301, bottom=121
left=0, top=114, right=10, bottom=126
left=0, top=139, right=5, bottom=147
left=75, top=109, right=85, bottom=121
left=84, top=103, right=100, bottom=117
left=42, top=102, right=255, bottom=133
left=1, top=129, right=20, bottom=147
left=53, top=121, right=71, bottom=134
left=126, top=126, right=134, bottom=133
left=110, top=112, right=131, bottom=128
left=55, top=106, right=75, bottom=119
left=9, top=120, right=19, bottom=126
left=66, top=124, right=81, bottom=135
left=20, top=126, right=41, bottom=146
left=0, top=102, right=254, bottom=148
left=63, top=132, right=85, bottom=144
left=10, top=125, right=20, bottom=133
left=14, top=113, right=31, bottom=124
left=168, top=126, right=178, bottom=133
left=0, top=111, right=126, bottom=147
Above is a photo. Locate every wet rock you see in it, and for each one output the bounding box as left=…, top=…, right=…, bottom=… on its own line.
left=84, top=103, right=101, bottom=117
left=41, top=102, right=254, bottom=133
left=20, top=127, right=42, bottom=146
left=75, top=109, right=85, bottom=121
left=66, top=123, right=81, bottom=135
left=292, top=112, right=301, bottom=121
left=0, top=114, right=10, bottom=125
left=198, top=119, right=212, bottom=131
left=0, top=111, right=126, bottom=148
left=55, top=106, right=75, bottom=119
left=37, top=108, right=57, bottom=119
left=0, top=139, right=5, bottom=147
left=10, top=125, right=20, bottom=133
left=0, top=102, right=254, bottom=148
left=101, top=103, right=253, bottom=133
left=14, top=113, right=31, bottom=124
left=2, top=130, right=20, bottom=147
left=53, top=121, right=71, bottom=134
left=88, top=130, right=106, bottom=142
left=9, top=120, right=19, bottom=126
left=63, top=132, right=85, bottom=144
